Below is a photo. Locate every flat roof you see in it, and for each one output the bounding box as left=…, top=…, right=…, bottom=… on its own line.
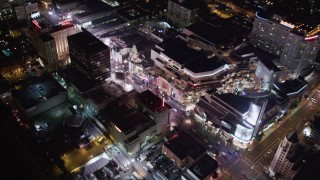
left=11, top=74, right=66, bottom=109
left=189, top=154, right=218, bottom=179
left=214, top=93, right=253, bottom=114
left=184, top=22, right=235, bottom=46
left=58, top=67, right=99, bottom=93
left=170, top=0, right=199, bottom=10
left=164, top=130, right=206, bottom=160
left=136, top=90, right=171, bottom=112
left=274, top=78, right=307, bottom=97
left=159, top=38, right=227, bottom=73
left=232, top=44, right=277, bottom=62
left=68, top=31, right=108, bottom=54
left=113, top=111, right=152, bottom=135
left=118, top=6, right=149, bottom=21
left=75, top=10, right=106, bottom=18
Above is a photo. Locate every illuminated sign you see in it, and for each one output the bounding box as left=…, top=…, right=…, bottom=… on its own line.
left=305, top=35, right=318, bottom=41
left=59, top=20, right=72, bottom=26
left=32, top=20, right=41, bottom=29
left=280, top=20, right=295, bottom=29
left=115, top=125, right=122, bottom=132
left=31, top=12, right=40, bottom=19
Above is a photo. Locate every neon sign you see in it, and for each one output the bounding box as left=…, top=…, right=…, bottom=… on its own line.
left=32, top=20, right=41, bottom=29
left=59, top=20, right=72, bottom=26
left=305, top=35, right=318, bottom=41
left=280, top=20, right=295, bottom=29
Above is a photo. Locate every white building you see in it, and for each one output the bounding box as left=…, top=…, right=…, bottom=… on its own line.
left=151, top=36, right=229, bottom=106
left=269, top=131, right=304, bottom=179
left=250, top=12, right=319, bottom=77
left=50, top=24, right=79, bottom=61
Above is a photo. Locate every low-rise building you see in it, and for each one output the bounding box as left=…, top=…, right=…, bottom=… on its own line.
left=106, top=106, right=156, bottom=155
left=11, top=74, right=68, bottom=118
left=182, top=154, right=220, bottom=180
left=136, top=90, right=171, bottom=136
left=162, top=130, right=206, bottom=168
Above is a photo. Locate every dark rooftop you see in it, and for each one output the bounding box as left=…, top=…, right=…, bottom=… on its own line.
left=58, top=67, right=99, bottom=93
left=112, top=111, right=152, bottom=135
left=287, top=131, right=299, bottom=143
left=50, top=24, right=74, bottom=33
left=159, top=37, right=228, bottom=73
left=118, top=6, right=149, bottom=21
left=67, top=31, right=109, bottom=54
left=39, top=33, right=54, bottom=42
left=170, top=0, right=200, bottom=10
left=274, top=78, right=307, bottom=98
left=164, top=130, right=206, bottom=160
left=231, top=44, right=277, bottom=62
left=215, top=93, right=253, bottom=114
left=189, top=154, right=218, bottom=179
left=11, top=74, right=66, bottom=109
left=136, top=90, right=171, bottom=112
left=259, top=58, right=281, bottom=72
left=184, top=22, right=235, bottom=46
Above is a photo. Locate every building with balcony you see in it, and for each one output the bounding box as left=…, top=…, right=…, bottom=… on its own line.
left=250, top=12, right=319, bottom=77
left=269, top=131, right=305, bottom=179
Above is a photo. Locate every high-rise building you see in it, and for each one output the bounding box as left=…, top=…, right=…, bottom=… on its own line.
left=250, top=12, right=319, bottom=77
left=68, top=30, right=111, bottom=82
left=167, top=0, right=199, bottom=28
left=269, top=131, right=304, bottom=179
left=50, top=23, right=79, bottom=62
left=36, top=34, right=58, bottom=71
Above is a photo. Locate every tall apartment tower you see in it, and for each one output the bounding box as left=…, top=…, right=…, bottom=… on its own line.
left=250, top=12, right=319, bottom=77
left=268, top=131, right=301, bottom=179
left=280, top=33, right=319, bottom=77
left=68, top=30, right=111, bottom=82
left=167, top=0, right=199, bottom=28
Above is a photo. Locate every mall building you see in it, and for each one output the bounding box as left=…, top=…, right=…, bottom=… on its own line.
left=151, top=35, right=229, bottom=108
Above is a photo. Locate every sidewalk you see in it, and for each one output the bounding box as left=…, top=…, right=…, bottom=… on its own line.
left=248, top=96, right=308, bottom=150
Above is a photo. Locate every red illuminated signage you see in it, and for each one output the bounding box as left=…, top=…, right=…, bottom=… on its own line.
left=59, top=20, right=72, bottom=26
left=32, top=20, right=41, bottom=29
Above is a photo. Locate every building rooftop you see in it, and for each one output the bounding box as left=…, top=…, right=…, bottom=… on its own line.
left=215, top=93, right=253, bottom=114
left=259, top=58, right=281, bottom=72
left=68, top=31, right=109, bottom=54
left=231, top=44, right=277, bottom=62
left=50, top=24, right=74, bottom=33
left=188, top=154, right=218, bottom=179
left=112, top=111, right=152, bottom=135
left=184, top=22, right=235, bottom=46
left=287, top=131, right=299, bottom=143
left=170, top=0, right=199, bottom=10
left=164, top=130, right=206, bottom=160
left=11, top=74, right=66, bottom=109
left=159, top=37, right=228, bottom=73
left=39, top=33, right=54, bottom=42
left=58, top=67, right=99, bottom=93
left=136, top=90, right=171, bottom=112
left=118, top=6, right=149, bottom=21
left=274, top=78, right=307, bottom=99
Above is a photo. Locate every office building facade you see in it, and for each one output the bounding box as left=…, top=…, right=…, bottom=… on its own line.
left=68, top=31, right=111, bottom=81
